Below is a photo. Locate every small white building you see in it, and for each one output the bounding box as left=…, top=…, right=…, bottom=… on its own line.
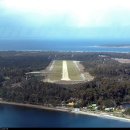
left=105, top=107, right=114, bottom=112
left=73, top=108, right=80, bottom=112
left=94, top=106, right=98, bottom=110
left=92, top=104, right=97, bottom=107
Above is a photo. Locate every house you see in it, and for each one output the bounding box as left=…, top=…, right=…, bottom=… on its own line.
left=67, top=102, right=74, bottom=106
left=73, top=108, right=80, bottom=112
left=94, top=106, right=98, bottom=110
left=92, top=104, right=97, bottom=107
left=105, top=107, right=114, bottom=112
left=121, top=109, right=125, bottom=112
left=88, top=104, right=98, bottom=111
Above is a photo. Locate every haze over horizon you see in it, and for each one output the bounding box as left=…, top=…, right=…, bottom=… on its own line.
left=0, top=0, right=130, bottom=42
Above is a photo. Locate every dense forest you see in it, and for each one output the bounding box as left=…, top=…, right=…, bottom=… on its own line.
left=0, top=51, right=130, bottom=108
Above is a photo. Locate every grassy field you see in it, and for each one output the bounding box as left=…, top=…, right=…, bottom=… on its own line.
left=48, top=60, right=82, bottom=81
left=48, top=60, right=62, bottom=81
left=67, top=61, right=81, bottom=80
left=28, top=60, right=93, bottom=83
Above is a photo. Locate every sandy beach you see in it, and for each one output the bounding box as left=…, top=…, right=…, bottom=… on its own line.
left=71, top=110, right=130, bottom=123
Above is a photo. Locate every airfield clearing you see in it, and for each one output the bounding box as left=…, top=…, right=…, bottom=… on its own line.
left=27, top=60, right=94, bottom=84
left=112, top=58, right=130, bottom=64
left=44, top=60, right=94, bottom=84
left=67, top=61, right=81, bottom=80
left=47, top=60, right=62, bottom=81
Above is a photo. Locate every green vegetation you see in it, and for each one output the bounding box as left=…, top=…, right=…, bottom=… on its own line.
left=47, top=60, right=82, bottom=81
left=0, top=51, right=130, bottom=113
left=124, top=108, right=130, bottom=115
left=48, top=60, right=62, bottom=81
left=67, top=61, right=81, bottom=80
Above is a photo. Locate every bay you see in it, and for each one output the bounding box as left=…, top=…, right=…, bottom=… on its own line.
left=0, top=104, right=130, bottom=128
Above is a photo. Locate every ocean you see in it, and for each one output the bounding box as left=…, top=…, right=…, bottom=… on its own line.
left=0, top=39, right=130, bottom=53
left=0, top=104, right=130, bottom=128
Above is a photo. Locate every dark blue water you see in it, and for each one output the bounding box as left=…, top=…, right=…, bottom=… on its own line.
left=0, top=104, right=130, bottom=128
left=0, top=39, right=130, bottom=53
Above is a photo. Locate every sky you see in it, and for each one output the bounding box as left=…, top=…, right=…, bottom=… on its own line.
left=0, top=0, right=130, bottom=40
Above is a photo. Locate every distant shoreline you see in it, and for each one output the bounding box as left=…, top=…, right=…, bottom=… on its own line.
left=0, top=101, right=130, bottom=123
left=100, top=45, right=130, bottom=48
left=0, top=50, right=129, bottom=54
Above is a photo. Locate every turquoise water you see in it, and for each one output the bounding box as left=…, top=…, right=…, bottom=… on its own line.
left=0, top=104, right=130, bottom=128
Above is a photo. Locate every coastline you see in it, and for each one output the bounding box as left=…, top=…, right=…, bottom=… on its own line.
left=0, top=101, right=71, bottom=112
left=71, top=111, right=130, bottom=123
left=0, top=101, right=130, bottom=123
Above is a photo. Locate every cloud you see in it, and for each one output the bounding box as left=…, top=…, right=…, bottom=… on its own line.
left=0, top=0, right=130, bottom=39
left=1, top=0, right=130, bottom=27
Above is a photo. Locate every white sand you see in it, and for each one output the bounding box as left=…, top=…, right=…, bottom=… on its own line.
left=71, top=110, right=130, bottom=122
left=61, top=60, right=70, bottom=81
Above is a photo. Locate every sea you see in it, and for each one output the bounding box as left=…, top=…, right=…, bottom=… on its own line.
left=0, top=104, right=130, bottom=128
left=0, top=39, right=130, bottom=53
